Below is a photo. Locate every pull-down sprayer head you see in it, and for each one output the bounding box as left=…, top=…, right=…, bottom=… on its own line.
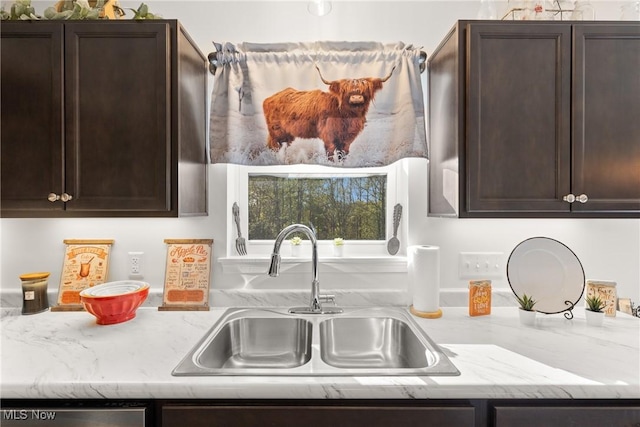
left=268, top=253, right=281, bottom=277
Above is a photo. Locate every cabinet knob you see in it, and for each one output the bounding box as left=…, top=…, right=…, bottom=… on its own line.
left=47, top=193, right=73, bottom=202
left=575, top=194, right=588, bottom=203
left=563, top=194, right=588, bottom=204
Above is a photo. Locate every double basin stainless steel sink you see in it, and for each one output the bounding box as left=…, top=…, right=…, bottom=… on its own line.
left=172, top=307, right=459, bottom=376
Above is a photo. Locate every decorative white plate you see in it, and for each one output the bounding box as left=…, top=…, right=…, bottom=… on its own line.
left=507, top=237, right=585, bottom=314
left=80, top=280, right=149, bottom=298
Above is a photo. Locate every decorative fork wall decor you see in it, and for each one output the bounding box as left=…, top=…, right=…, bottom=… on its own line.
left=232, top=202, right=247, bottom=256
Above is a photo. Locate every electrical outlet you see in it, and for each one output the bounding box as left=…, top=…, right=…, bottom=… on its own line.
left=128, top=252, right=143, bottom=278
left=459, top=252, right=503, bottom=279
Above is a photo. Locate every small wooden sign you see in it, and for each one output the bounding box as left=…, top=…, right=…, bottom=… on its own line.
left=51, top=239, right=114, bottom=312
left=158, top=239, right=213, bottom=311
left=469, top=280, right=492, bottom=317
left=618, top=298, right=632, bottom=316
left=586, top=280, right=617, bottom=317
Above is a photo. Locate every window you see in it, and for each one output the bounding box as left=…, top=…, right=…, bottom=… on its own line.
left=227, top=161, right=408, bottom=258
left=248, top=173, right=386, bottom=240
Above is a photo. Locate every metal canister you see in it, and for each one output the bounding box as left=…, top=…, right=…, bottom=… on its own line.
left=20, top=272, right=50, bottom=315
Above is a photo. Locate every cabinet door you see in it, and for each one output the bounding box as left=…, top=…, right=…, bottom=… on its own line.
left=572, top=24, right=640, bottom=215
left=0, top=23, right=64, bottom=214
left=466, top=23, right=571, bottom=216
left=162, top=404, right=476, bottom=427
left=64, top=22, right=171, bottom=214
left=494, top=405, right=640, bottom=427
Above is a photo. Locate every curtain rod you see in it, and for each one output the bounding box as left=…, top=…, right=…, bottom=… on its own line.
left=207, top=49, right=427, bottom=76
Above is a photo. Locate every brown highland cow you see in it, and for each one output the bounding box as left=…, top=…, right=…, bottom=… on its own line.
left=263, top=66, right=395, bottom=160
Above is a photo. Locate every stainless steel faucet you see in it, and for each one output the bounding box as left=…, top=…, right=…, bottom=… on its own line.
left=268, top=224, right=343, bottom=314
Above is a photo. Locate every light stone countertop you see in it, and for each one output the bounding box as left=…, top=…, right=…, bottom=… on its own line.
left=1, top=306, right=638, bottom=400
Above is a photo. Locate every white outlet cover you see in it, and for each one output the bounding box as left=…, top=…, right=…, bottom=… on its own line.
left=128, top=252, right=144, bottom=277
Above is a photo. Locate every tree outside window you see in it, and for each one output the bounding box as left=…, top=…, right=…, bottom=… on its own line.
left=248, top=174, right=386, bottom=241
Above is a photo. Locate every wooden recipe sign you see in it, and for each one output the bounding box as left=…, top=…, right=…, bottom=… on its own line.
left=52, top=239, right=114, bottom=311
left=159, top=239, right=213, bottom=311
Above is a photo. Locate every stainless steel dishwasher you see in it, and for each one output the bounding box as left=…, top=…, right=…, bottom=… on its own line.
left=1, top=403, right=148, bottom=427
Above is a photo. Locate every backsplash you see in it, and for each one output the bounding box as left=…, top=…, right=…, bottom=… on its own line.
left=2, top=164, right=638, bottom=305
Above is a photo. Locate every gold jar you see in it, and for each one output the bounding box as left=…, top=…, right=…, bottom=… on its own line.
left=20, top=272, right=50, bottom=315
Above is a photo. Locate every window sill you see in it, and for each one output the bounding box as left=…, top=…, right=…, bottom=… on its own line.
left=219, top=255, right=408, bottom=275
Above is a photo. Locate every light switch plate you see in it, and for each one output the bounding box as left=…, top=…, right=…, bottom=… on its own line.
left=459, top=252, right=504, bottom=279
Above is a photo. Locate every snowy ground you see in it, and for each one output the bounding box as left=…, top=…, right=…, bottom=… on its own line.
left=210, top=108, right=428, bottom=168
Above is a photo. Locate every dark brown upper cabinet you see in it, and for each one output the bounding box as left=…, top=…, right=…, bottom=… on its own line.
left=428, top=21, right=640, bottom=218
left=1, top=20, right=207, bottom=217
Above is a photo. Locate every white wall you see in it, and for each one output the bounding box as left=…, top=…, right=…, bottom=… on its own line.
left=2, top=1, right=638, bottom=303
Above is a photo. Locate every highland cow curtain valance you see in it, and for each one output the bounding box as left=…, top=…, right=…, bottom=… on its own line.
left=209, top=41, right=428, bottom=167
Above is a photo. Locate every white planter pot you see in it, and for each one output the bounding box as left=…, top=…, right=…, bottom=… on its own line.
left=291, top=244, right=301, bottom=257
left=518, top=308, right=537, bottom=326
left=585, top=309, right=605, bottom=327
left=333, top=245, right=344, bottom=257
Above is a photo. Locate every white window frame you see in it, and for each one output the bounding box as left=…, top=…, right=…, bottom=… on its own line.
left=225, top=160, right=410, bottom=260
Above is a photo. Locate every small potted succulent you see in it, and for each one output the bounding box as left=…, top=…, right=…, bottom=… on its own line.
left=516, top=293, right=537, bottom=326
left=585, top=295, right=606, bottom=327
left=289, top=236, right=302, bottom=257
left=333, top=238, right=344, bottom=257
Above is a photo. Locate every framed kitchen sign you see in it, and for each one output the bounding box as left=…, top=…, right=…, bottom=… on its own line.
left=159, top=239, right=213, bottom=311
left=51, top=239, right=114, bottom=312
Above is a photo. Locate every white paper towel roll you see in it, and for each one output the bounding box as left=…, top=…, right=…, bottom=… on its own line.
left=408, top=245, right=440, bottom=314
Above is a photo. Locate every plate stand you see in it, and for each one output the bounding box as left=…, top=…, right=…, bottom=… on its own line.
left=563, top=300, right=576, bottom=319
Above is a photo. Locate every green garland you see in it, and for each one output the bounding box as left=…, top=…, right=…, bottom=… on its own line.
left=0, top=0, right=160, bottom=20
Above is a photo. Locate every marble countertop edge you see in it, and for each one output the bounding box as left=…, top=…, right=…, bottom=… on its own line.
left=2, top=382, right=637, bottom=400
